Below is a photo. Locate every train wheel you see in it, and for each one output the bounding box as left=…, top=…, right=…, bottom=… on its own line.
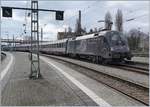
left=101, top=58, right=107, bottom=65
left=98, top=56, right=103, bottom=64
left=92, top=56, right=98, bottom=64
left=92, top=56, right=96, bottom=63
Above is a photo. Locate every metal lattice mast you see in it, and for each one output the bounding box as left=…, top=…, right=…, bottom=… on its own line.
left=29, top=0, right=41, bottom=79
left=1, top=2, right=64, bottom=79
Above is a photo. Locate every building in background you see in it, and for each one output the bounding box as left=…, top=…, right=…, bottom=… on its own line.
left=57, top=32, right=75, bottom=40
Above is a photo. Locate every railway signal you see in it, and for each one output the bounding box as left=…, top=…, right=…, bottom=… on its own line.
left=2, top=7, right=12, bottom=17
left=56, top=11, right=64, bottom=20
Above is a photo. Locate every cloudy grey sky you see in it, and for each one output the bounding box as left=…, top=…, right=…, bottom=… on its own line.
left=1, top=1, right=149, bottom=40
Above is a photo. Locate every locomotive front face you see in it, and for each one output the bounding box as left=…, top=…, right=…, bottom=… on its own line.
left=106, top=31, right=132, bottom=59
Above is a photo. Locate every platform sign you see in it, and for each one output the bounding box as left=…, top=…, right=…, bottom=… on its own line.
left=56, top=11, right=64, bottom=20
left=2, top=7, right=12, bottom=17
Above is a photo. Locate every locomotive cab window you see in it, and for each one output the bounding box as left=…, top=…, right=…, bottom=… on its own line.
left=106, top=31, right=127, bottom=46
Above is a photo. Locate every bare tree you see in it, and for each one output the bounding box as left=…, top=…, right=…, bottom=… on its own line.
left=127, top=29, right=141, bottom=51
left=89, top=29, right=93, bottom=34
left=68, top=27, right=72, bottom=33
left=83, top=27, right=87, bottom=33
left=105, top=11, right=112, bottom=30
left=115, top=9, right=123, bottom=32
left=94, top=27, right=98, bottom=33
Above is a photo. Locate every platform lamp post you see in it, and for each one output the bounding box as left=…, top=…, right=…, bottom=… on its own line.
left=13, top=35, right=20, bottom=52
left=5, top=31, right=10, bottom=51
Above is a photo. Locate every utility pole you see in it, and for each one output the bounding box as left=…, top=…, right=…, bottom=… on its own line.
left=13, top=35, right=15, bottom=51
left=79, top=10, right=81, bottom=35
left=29, top=0, right=41, bottom=79
left=41, top=28, right=43, bottom=42
left=6, top=32, right=10, bottom=51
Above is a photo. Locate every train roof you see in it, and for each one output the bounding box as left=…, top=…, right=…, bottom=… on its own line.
left=41, top=38, right=68, bottom=45
left=15, top=31, right=114, bottom=47
left=74, top=31, right=107, bottom=41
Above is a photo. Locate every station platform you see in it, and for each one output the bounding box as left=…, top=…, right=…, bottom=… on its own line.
left=1, top=52, right=97, bottom=106
left=1, top=52, right=145, bottom=106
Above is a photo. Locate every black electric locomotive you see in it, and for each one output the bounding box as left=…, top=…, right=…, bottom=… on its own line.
left=66, top=30, right=132, bottom=63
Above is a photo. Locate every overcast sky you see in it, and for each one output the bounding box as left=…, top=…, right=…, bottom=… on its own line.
left=1, top=1, right=149, bottom=40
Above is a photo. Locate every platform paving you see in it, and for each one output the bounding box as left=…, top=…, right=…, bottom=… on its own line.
left=1, top=52, right=97, bottom=106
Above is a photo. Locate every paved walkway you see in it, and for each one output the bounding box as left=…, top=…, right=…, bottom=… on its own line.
left=1, top=52, right=97, bottom=106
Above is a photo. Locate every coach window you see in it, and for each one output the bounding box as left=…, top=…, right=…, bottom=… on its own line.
left=60, top=43, right=62, bottom=48
left=61, top=43, right=62, bottom=48
left=60, top=43, right=61, bottom=48
left=64, top=43, right=65, bottom=47
left=61, top=43, right=63, bottom=48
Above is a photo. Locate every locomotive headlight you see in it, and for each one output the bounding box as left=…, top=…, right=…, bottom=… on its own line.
left=111, top=47, right=114, bottom=51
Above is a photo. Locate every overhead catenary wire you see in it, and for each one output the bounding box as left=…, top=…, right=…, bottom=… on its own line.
left=41, top=1, right=100, bottom=34
left=60, top=1, right=100, bottom=30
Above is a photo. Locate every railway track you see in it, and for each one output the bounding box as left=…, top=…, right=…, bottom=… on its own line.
left=41, top=54, right=149, bottom=106
left=109, top=63, right=149, bottom=75
left=125, top=60, right=149, bottom=68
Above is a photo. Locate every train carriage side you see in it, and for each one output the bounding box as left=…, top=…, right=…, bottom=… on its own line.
left=40, top=39, right=68, bottom=55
